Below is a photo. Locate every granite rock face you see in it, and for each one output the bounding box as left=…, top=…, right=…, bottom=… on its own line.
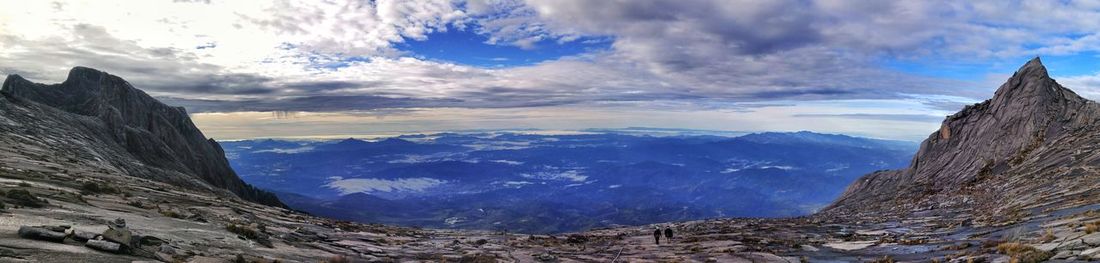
left=827, top=57, right=1100, bottom=219
left=1, top=67, right=283, bottom=207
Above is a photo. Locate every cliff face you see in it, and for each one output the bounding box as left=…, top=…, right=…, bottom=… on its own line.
left=827, top=58, right=1100, bottom=219
left=1, top=67, right=284, bottom=207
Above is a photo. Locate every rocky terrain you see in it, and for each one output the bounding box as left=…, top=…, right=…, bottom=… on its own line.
left=3, top=58, right=1100, bottom=262
left=2, top=68, right=282, bottom=207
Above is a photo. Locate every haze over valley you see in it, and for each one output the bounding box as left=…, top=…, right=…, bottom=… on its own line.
left=224, top=130, right=916, bottom=233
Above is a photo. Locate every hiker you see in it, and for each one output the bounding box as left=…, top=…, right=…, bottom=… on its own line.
left=664, top=226, right=674, bottom=243
left=653, top=227, right=662, bottom=245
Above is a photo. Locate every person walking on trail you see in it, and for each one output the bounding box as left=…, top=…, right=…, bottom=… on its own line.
left=653, top=227, right=662, bottom=245
left=664, top=226, right=674, bottom=243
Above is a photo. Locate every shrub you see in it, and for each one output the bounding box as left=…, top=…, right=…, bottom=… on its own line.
left=996, top=242, right=1051, bottom=263
left=226, top=224, right=260, bottom=239
left=159, top=209, right=184, bottom=219
left=0, top=200, right=5, bottom=209
left=460, top=254, right=497, bottom=263
left=5, top=189, right=46, bottom=208
left=17, top=181, right=30, bottom=187
left=80, top=182, right=118, bottom=195
left=324, top=255, right=350, bottom=263
left=1039, top=228, right=1056, bottom=242
left=127, top=200, right=147, bottom=209
left=1087, top=222, right=1100, bottom=234
left=869, top=256, right=894, bottom=263
left=226, top=223, right=273, bottom=248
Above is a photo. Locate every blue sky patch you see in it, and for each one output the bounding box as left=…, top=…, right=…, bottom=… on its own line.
left=396, top=27, right=612, bottom=67
left=880, top=52, right=1100, bottom=81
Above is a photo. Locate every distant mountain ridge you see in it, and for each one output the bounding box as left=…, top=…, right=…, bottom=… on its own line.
left=1, top=67, right=284, bottom=207
left=225, top=130, right=917, bottom=233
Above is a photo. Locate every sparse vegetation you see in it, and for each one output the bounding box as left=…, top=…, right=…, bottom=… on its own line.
left=80, top=181, right=118, bottom=195
left=996, top=242, right=1051, bottom=263
left=127, top=200, right=147, bottom=209
left=1086, top=221, right=1100, bottom=234
left=459, top=253, right=498, bottom=263
left=159, top=208, right=184, bottom=219
left=868, top=255, right=894, bottom=263
left=323, top=255, right=350, bottom=263
left=226, top=223, right=273, bottom=248
left=1039, top=228, right=1055, bottom=242
left=5, top=189, right=46, bottom=208
left=227, top=223, right=260, bottom=240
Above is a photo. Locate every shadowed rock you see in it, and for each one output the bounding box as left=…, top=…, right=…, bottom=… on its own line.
left=17, top=226, right=66, bottom=242
left=86, top=240, right=121, bottom=253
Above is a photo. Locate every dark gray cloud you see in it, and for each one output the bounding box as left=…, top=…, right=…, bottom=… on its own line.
left=0, top=24, right=283, bottom=97
left=793, top=113, right=947, bottom=123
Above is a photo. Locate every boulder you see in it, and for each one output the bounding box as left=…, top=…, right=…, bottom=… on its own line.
left=534, top=253, right=556, bottom=262
left=85, top=239, right=121, bottom=253
left=17, top=226, right=66, bottom=242
left=102, top=227, right=133, bottom=248
left=1053, top=250, right=1078, bottom=260
left=1081, top=246, right=1100, bottom=259
left=1082, top=232, right=1100, bottom=245
left=72, top=231, right=99, bottom=242
left=800, top=244, right=819, bottom=252
left=1033, top=242, right=1058, bottom=252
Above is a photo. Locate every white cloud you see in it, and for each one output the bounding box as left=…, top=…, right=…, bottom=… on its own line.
left=325, top=177, right=446, bottom=195
left=521, top=169, right=587, bottom=182
left=253, top=146, right=315, bottom=154
left=2, top=0, right=1099, bottom=139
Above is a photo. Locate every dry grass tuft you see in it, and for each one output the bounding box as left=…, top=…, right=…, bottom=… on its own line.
left=996, top=242, right=1051, bottom=263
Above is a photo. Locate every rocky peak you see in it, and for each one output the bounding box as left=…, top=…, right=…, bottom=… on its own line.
left=827, top=57, right=1100, bottom=215
left=987, top=57, right=1083, bottom=116
left=1, top=67, right=285, bottom=207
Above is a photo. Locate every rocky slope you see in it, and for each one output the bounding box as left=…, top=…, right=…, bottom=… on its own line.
left=2, top=67, right=283, bottom=207
left=826, top=57, right=1100, bottom=224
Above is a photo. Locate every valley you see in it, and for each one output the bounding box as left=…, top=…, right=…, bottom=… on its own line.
left=223, top=131, right=915, bottom=233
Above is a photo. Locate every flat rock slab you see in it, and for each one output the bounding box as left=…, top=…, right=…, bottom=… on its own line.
left=823, top=241, right=876, bottom=251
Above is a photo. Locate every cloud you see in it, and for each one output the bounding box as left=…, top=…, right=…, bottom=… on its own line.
left=1, top=0, right=1099, bottom=128
left=325, top=177, right=446, bottom=195
left=521, top=169, right=587, bottom=182
left=792, top=113, right=946, bottom=123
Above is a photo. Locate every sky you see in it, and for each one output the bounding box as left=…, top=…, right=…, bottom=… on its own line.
left=2, top=1, right=1100, bottom=141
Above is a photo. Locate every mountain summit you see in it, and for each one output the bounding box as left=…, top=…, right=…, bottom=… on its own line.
left=1, top=67, right=284, bottom=207
left=827, top=58, right=1100, bottom=221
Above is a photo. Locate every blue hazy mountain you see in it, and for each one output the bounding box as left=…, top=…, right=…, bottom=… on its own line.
left=222, top=130, right=917, bottom=233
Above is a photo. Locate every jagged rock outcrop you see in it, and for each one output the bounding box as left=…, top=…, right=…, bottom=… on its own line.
left=826, top=57, right=1100, bottom=220
left=1, top=67, right=284, bottom=207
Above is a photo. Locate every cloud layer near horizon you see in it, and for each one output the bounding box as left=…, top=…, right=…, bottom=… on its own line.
left=2, top=1, right=1100, bottom=139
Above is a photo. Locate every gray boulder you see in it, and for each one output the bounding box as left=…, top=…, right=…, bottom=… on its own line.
left=72, top=231, right=99, bottom=242
left=85, top=239, right=121, bottom=253
left=102, top=219, right=133, bottom=248
left=17, top=226, right=66, bottom=242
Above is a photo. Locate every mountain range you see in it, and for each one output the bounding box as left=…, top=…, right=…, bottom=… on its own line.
left=4, top=58, right=1100, bottom=262
left=223, top=130, right=916, bottom=233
